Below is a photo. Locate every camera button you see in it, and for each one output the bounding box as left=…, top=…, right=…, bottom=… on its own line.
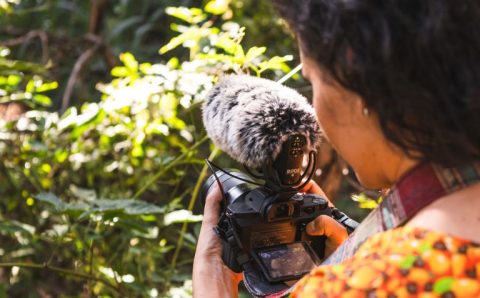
left=303, top=206, right=315, bottom=214
left=292, top=194, right=304, bottom=202
left=312, top=197, right=328, bottom=209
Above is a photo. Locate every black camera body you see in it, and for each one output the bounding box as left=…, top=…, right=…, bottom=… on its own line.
left=200, top=135, right=358, bottom=284
left=202, top=171, right=335, bottom=282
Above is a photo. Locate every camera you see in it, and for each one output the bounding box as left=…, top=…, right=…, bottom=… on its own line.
left=200, top=135, right=358, bottom=283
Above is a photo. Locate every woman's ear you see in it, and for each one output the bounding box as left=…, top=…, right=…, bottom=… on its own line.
left=347, top=92, right=370, bottom=125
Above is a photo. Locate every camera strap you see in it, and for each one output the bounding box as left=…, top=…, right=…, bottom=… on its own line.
left=323, top=162, right=480, bottom=265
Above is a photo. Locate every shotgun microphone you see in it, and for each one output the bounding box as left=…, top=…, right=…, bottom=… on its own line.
left=202, top=74, right=322, bottom=171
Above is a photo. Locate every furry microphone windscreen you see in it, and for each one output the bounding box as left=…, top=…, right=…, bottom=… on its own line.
left=202, top=74, right=322, bottom=168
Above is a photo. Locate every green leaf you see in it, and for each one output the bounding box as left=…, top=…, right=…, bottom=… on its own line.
left=116, top=218, right=150, bottom=233
left=36, top=81, right=58, bottom=92
left=165, top=7, right=207, bottom=24
left=196, top=53, right=235, bottom=63
left=167, top=57, right=179, bottom=69
left=93, top=199, right=165, bottom=215
left=245, top=46, right=266, bottom=62
left=33, top=94, right=52, bottom=106
left=0, top=220, right=35, bottom=236
left=111, top=66, right=129, bottom=77
left=133, top=226, right=159, bottom=239
left=54, top=149, right=69, bottom=163
left=69, top=185, right=97, bottom=202
left=205, top=0, right=230, bottom=15
left=215, top=34, right=240, bottom=55
left=0, top=47, right=10, bottom=57
left=351, top=193, right=381, bottom=209
left=40, top=163, right=51, bottom=174
left=433, top=277, right=454, bottom=294
left=10, top=248, right=35, bottom=258
left=6, top=74, right=21, bottom=86
left=166, top=117, right=186, bottom=130
left=170, top=23, right=188, bottom=33
left=160, top=26, right=218, bottom=54
left=131, top=144, right=144, bottom=158
left=140, top=215, right=157, bottom=222
left=139, top=62, right=152, bottom=74
left=160, top=93, right=178, bottom=112
left=25, top=79, right=35, bottom=92
left=0, top=57, right=49, bottom=73
left=119, top=52, right=138, bottom=71
left=35, top=192, right=64, bottom=208
left=258, top=55, right=293, bottom=73
left=34, top=192, right=88, bottom=212
left=75, top=103, right=100, bottom=127
left=159, top=27, right=198, bottom=54
left=164, top=210, right=203, bottom=225
left=57, top=106, right=77, bottom=130
left=42, top=224, right=69, bottom=237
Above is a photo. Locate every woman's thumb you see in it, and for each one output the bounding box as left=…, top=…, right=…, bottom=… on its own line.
left=306, top=215, right=348, bottom=246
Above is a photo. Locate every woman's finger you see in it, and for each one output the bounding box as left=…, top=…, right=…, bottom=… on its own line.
left=300, top=180, right=326, bottom=196
left=196, top=183, right=224, bottom=258
left=300, top=180, right=334, bottom=207
left=306, top=215, right=348, bottom=247
left=202, top=183, right=223, bottom=225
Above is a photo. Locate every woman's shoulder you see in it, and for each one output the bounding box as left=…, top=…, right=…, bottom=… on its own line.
left=291, top=226, right=480, bottom=298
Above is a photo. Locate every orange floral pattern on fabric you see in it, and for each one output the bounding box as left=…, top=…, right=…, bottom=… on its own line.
left=291, top=227, right=480, bottom=298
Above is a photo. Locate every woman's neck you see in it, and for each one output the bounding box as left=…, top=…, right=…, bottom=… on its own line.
left=406, top=182, right=480, bottom=243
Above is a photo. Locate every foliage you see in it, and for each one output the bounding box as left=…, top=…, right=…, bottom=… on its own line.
left=0, top=46, right=57, bottom=108
left=0, top=2, right=295, bottom=297
left=0, top=0, right=297, bottom=109
left=351, top=193, right=383, bottom=209
left=0, top=0, right=19, bottom=13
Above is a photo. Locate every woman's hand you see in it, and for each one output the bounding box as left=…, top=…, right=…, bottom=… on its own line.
left=193, top=184, right=242, bottom=298
left=301, top=180, right=329, bottom=199
left=301, top=181, right=348, bottom=258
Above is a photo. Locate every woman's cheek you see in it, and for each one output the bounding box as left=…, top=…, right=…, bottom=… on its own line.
left=313, top=93, right=340, bottom=148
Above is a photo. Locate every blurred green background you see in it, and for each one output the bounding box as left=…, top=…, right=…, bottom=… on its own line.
left=0, top=1, right=375, bottom=297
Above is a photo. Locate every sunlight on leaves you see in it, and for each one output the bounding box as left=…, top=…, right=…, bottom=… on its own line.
left=164, top=210, right=203, bottom=225
left=351, top=193, right=383, bottom=209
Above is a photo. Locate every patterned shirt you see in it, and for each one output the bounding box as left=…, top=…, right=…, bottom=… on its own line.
left=291, top=226, right=480, bottom=298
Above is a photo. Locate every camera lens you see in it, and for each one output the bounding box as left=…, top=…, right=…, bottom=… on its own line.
left=200, top=170, right=255, bottom=208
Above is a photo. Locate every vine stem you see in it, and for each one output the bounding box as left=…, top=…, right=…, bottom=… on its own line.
left=276, top=63, right=303, bottom=84
left=133, top=135, right=209, bottom=199
left=0, top=262, right=124, bottom=295
left=170, top=147, right=220, bottom=270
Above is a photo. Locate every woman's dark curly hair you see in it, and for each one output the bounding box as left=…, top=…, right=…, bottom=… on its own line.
left=272, top=0, right=480, bottom=167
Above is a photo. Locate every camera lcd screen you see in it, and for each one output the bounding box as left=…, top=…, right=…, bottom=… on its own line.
left=253, top=242, right=319, bottom=282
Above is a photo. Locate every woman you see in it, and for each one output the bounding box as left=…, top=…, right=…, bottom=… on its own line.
left=193, top=0, right=480, bottom=297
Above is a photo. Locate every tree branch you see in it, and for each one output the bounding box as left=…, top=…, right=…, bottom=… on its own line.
left=88, top=0, right=108, bottom=35
left=60, top=39, right=102, bottom=113
left=0, top=262, right=125, bottom=295
left=60, top=0, right=112, bottom=112
left=0, top=30, right=49, bottom=63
